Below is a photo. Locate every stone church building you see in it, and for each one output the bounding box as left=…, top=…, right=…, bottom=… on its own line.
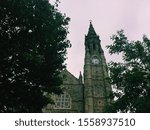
left=42, top=22, right=112, bottom=113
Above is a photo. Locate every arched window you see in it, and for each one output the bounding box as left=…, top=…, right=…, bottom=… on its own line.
left=54, top=92, right=71, bottom=109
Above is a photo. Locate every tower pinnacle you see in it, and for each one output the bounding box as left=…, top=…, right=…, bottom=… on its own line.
left=79, top=71, right=83, bottom=84
left=87, top=21, right=97, bottom=36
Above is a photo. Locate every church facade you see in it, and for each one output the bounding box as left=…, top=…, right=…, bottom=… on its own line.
left=42, top=22, right=112, bottom=113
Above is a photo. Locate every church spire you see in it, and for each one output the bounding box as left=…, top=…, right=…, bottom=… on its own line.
left=87, top=21, right=97, bottom=36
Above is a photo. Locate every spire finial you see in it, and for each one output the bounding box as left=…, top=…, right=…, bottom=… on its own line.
left=89, top=20, right=92, bottom=24
left=87, top=20, right=97, bottom=36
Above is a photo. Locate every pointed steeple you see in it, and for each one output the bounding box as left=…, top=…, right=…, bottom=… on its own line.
left=87, top=21, right=97, bottom=36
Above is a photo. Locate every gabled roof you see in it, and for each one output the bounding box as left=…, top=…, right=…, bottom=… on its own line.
left=61, top=69, right=80, bottom=85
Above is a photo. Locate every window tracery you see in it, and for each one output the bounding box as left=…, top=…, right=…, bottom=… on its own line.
left=54, top=92, right=71, bottom=109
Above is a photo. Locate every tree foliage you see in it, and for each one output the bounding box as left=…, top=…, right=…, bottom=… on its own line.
left=106, top=30, right=150, bottom=113
left=0, top=0, right=70, bottom=112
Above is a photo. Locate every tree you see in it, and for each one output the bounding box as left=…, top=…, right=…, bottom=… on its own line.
left=0, top=0, right=70, bottom=112
left=106, top=30, right=150, bottom=113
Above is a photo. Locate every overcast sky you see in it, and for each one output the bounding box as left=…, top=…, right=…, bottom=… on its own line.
left=50, top=0, right=150, bottom=77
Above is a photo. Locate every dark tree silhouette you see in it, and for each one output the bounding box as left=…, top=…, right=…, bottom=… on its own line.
left=106, top=30, right=150, bottom=113
left=0, top=0, right=70, bottom=112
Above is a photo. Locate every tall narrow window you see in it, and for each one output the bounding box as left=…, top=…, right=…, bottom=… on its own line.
left=54, top=92, right=71, bottom=109
left=93, top=43, right=96, bottom=50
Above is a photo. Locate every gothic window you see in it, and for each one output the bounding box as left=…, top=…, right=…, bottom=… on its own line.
left=54, top=92, right=71, bottom=109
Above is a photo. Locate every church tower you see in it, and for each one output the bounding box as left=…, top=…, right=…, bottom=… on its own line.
left=84, top=22, right=111, bottom=112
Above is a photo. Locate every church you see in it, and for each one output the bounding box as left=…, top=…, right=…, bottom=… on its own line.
left=42, top=22, right=112, bottom=113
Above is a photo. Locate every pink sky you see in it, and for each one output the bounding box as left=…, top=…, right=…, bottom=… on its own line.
left=50, top=0, right=150, bottom=77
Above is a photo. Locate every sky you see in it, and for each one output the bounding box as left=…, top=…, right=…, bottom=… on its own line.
left=50, top=0, right=150, bottom=77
